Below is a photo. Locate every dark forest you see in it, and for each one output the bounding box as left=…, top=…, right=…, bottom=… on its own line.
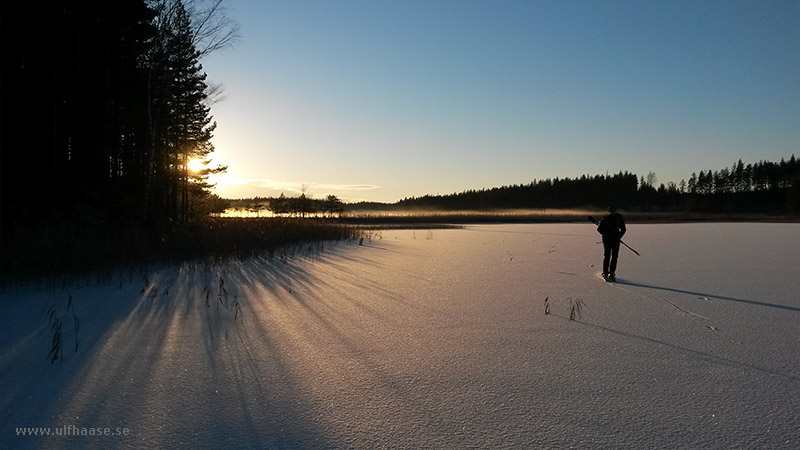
left=395, top=157, right=799, bottom=214
left=1, top=0, right=228, bottom=229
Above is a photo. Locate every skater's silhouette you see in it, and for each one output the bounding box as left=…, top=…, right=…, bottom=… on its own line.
left=597, top=205, right=626, bottom=282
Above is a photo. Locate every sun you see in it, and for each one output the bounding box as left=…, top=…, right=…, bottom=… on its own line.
left=188, top=158, right=205, bottom=172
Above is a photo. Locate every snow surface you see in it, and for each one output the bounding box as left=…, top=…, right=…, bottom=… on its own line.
left=1, top=223, right=799, bottom=449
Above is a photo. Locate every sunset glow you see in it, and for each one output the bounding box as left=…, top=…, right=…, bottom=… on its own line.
left=188, top=158, right=205, bottom=172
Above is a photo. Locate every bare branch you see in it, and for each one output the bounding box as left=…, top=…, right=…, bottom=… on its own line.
left=204, top=81, right=228, bottom=106
left=185, top=0, right=240, bottom=58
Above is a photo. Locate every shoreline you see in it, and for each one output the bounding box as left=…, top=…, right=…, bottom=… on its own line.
left=338, top=210, right=799, bottom=227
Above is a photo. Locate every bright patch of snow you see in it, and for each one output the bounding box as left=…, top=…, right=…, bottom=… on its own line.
left=1, top=223, right=798, bottom=448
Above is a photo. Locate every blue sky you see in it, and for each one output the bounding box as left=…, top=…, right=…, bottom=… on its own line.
left=202, top=0, right=799, bottom=202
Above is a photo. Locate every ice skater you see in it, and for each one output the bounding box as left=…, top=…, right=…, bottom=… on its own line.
left=597, top=205, right=626, bottom=282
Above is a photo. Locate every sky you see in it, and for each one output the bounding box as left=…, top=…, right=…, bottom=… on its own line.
left=201, top=0, right=800, bottom=203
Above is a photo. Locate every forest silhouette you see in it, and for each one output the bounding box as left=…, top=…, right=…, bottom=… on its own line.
left=394, top=157, right=799, bottom=214
left=2, top=0, right=229, bottom=228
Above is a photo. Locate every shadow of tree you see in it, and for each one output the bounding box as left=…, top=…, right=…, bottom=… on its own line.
left=4, top=244, right=384, bottom=448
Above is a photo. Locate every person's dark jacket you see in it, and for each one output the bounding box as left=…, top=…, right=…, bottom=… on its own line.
left=597, top=213, right=626, bottom=241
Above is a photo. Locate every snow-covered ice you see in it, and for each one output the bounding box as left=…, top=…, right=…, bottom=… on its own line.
left=1, top=223, right=799, bottom=448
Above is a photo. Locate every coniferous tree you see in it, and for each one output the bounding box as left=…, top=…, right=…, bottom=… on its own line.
left=143, top=0, right=227, bottom=223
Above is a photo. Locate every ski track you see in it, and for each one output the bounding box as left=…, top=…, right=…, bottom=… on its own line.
left=1, top=223, right=799, bottom=449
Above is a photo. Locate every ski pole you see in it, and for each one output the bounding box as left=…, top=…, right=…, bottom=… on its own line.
left=588, top=216, right=640, bottom=256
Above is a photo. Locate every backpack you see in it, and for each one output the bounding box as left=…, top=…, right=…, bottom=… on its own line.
left=598, top=214, right=619, bottom=238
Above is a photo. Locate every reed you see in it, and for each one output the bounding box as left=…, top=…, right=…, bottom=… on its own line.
left=1, top=217, right=365, bottom=283
left=569, top=298, right=586, bottom=321
left=41, top=295, right=80, bottom=364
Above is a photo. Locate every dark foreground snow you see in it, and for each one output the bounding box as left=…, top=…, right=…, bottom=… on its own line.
left=1, top=223, right=799, bottom=448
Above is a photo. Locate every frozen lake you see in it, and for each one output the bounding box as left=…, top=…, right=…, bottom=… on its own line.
left=2, top=223, right=799, bottom=448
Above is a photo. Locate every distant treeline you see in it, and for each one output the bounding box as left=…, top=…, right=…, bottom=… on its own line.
left=225, top=194, right=345, bottom=217
left=394, top=156, right=800, bottom=214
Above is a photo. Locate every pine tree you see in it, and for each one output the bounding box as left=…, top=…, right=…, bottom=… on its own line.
left=143, top=0, right=227, bottom=222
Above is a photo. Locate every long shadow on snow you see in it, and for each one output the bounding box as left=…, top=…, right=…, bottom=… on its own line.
left=614, top=279, right=800, bottom=313
left=4, top=239, right=453, bottom=448
left=0, top=270, right=174, bottom=448
left=226, top=242, right=469, bottom=444
left=13, top=253, right=337, bottom=449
